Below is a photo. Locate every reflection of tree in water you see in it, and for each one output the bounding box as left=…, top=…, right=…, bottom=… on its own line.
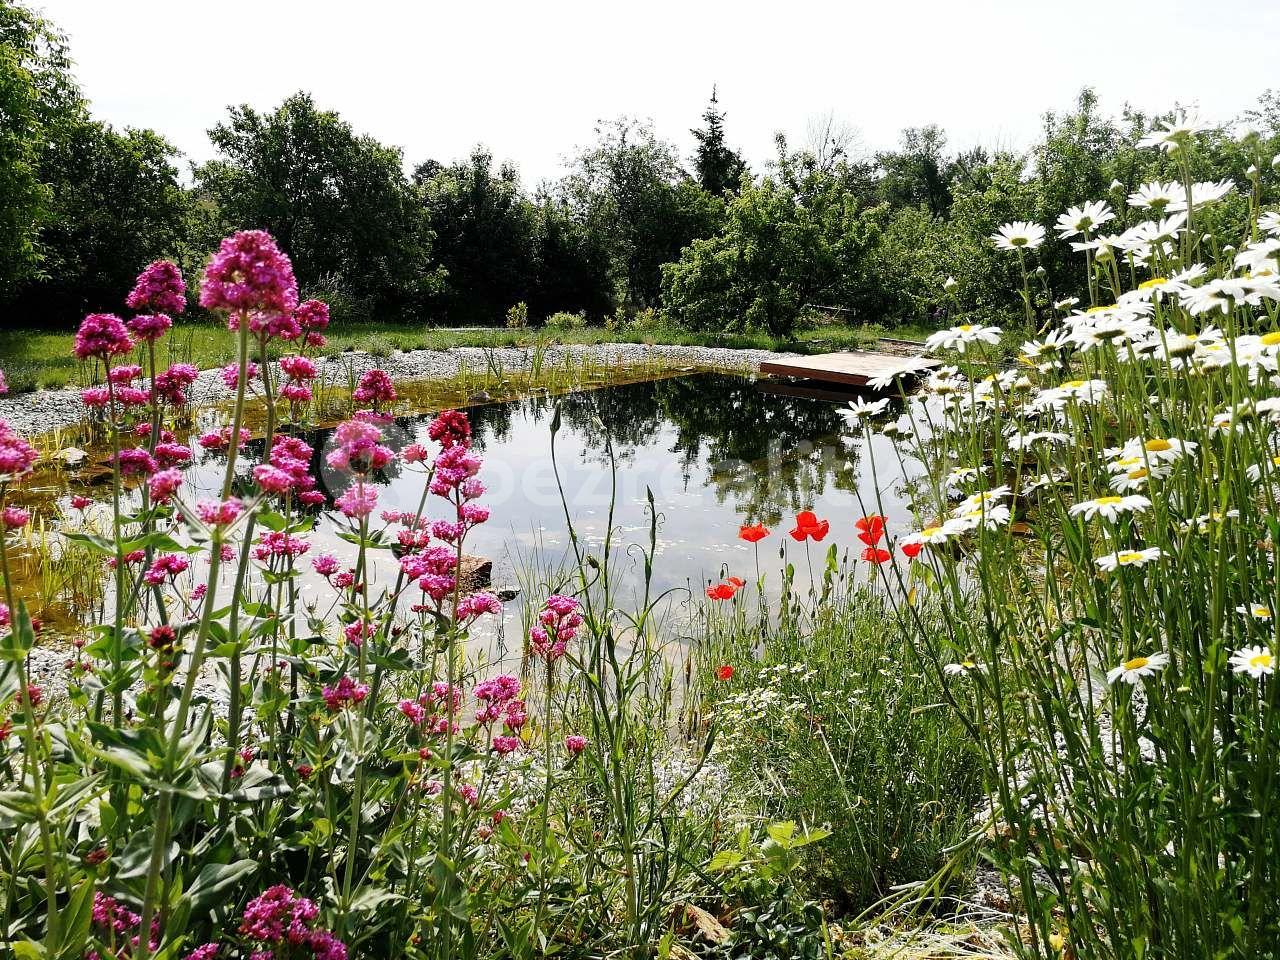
left=496, top=373, right=894, bottom=526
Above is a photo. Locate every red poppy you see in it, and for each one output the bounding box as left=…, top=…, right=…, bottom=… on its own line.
left=855, top=514, right=885, bottom=546
left=789, top=510, right=830, bottom=542
left=716, top=665, right=735, bottom=681
left=901, top=541, right=923, bottom=559
left=727, top=576, right=745, bottom=589
left=739, top=522, right=770, bottom=543
left=860, top=546, right=891, bottom=564
left=706, top=582, right=736, bottom=600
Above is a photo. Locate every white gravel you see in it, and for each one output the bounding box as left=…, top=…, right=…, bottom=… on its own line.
left=0, top=343, right=795, bottom=437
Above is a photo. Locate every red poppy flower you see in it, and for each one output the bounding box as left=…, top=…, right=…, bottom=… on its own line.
left=727, top=576, right=745, bottom=589
left=860, top=546, right=891, bottom=564
left=789, top=511, right=830, bottom=542
left=706, top=583, right=736, bottom=600
left=716, top=665, right=735, bottom=681
left=739, top=522, right=770, bottom=543
left=855, top=514, right=885, bottom=546
left=901, top=541, right=923, bottom=559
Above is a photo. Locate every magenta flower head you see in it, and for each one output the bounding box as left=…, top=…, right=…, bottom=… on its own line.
left=530, top=594, right=583, bottom=660
left=127, top=313, right=173, bottom=343
left=353, top=369, right=397, bottom=408
left=295, top=298, right=330, bottom=332
left=74, top=313, right=134, bottom=361
left=456, top=591, right=502, bottom=623
left=0, top=422, right=38, bottom=477
left=326, top=419, right=393, bottom=474
left=427, top=409, right=471, bottom=450
left=127, top=260, right=186, bottom=314
left=335, top=484, right=378, bottom=519
left=565, top=734, right=588, bottom=754
left=200, top=230, right=298, bottom=318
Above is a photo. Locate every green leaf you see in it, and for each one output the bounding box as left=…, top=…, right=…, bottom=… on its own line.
left=184, top=859, right=258, bottom=914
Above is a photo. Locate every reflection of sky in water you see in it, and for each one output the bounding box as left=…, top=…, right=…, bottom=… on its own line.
left=76, top=374, right=922, bottom=660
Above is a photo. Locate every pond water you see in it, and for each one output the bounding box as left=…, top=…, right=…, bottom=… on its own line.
left=19, top=372, right=922, bottom=639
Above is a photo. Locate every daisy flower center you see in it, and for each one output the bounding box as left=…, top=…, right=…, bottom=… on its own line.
left=1144, top=439, right=1172, bottom=452
left=1123, top=656, right=1150, bottom=671
left=1095, top=496, right=1123, bottom=506
left=1117, top=551, right=1145, bottom=564
left=1261, top=331, right=1280, bottom=346
left=1250, top=653, right=1274, bottom=669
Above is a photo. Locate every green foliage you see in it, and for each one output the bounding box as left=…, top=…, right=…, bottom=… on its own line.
left=544, top=309, right=587, bottom=329
left=194, top=91, right=441, bottom=320
left=699, top=578, right=982, bottom=911
left=504, top=301, right=528, bottom=329
left=691, top=87, right=749, bottom=197
left=661, top=168, right=884, bottom=336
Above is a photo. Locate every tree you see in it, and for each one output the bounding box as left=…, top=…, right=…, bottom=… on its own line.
left=194, top=92, right=437, bottom=320
left=691, top=88, right=748, bottom=196
left=560, top=118, right=722, bottom=310
left=12, top=120, right=189, bottom=321
left=661, top=161, right=885, bottom=337
left=415, top=147, right=538, bottom=324
left=0, top=1, right=82, bottom=298
left=876, top=125, right=953, bottom=218
left=529, top=194, right=614, bottom=321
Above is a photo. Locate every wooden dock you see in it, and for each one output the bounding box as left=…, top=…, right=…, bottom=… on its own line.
left=758, top=350, right=940, bottom=388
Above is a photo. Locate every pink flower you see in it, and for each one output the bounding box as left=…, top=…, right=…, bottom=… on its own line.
left=80, top=387, right=110, bottom=408
left=148, top=467, right=183, bottom=503
left=398, top=699, right=426, bottom=725
left=73, top=313, right=134, bottom=360
left=530, top=594, right=583, bottom=661
left=127, top=260, right=186, bottom=314
left=280, top=383, right=312, bottom=404
left=154, top=442, right=192, bottom=468
left=0, top=423, right=38, bottom=477
left=279, top=355, right=318, bottom=381
left=116, top=448, right=158, bottom=477
left=127, top=313, right=173, bottom=343
left=144, top=553, right=189, bottom=585
left=196, top=498, right=243, bottom=527
left=565, top=734, right=588, bottom=755
left=109, top=364, right=141, bottom=384
left=1, top=507, right=29, bottom=529
left=312, top=552, right=340, bottom=576
left=71, top=495, right=93, bottom=511
left=221, top=360, right=259, bottom=390
left=182, top=943, right=220, bottom=960
left=326, top=419, right=393, bottom=474
left=456, top=591, right=502, bottom=622
left=322, top=675, right=369, bottom=711
left=0, top=370, right=8, bottom=395
left=295, top=299, right=330, bottom=331
left=427, top=410, right=471, bottom=450
left=153, top=362, right=199, bottom=405
left=492, top=735, right=521, bottom=755
left=402, top=443, right=429, bottom=464
left=253, top=465, right=295, bottom=495
left=253, top=531, right=310, bottom=562
left=200, top=231, right=298, bottom=317
left=335, top=484, right=378, bottom=519
left=352, top=369, right=397, bottom=408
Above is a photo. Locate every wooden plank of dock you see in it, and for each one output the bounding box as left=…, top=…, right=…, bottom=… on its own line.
left=758, top=351, right=940, bottom=388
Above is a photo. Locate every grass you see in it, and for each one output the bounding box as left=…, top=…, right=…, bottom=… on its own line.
left=0, top=319, right=932, bottom=393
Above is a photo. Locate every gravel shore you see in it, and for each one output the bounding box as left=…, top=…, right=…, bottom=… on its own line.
left=0, top=343, right=794, bottom=437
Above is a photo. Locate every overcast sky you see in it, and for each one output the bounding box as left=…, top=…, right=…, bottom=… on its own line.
left=36, top=0, right=1280, bottom=186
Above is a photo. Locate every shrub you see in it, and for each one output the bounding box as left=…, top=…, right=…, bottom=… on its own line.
left=505, top=300, right=528, bottom=328
left=544, top=309, right=587, bottom=329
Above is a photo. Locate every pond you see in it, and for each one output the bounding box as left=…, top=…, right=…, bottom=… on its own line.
left=16, top=372, right=922, bottom=644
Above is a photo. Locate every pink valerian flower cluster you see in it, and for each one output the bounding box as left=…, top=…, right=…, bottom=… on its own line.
left=91, top=891, right=158, bottom=954
left=221, top=360, right=260, bottom=390
left=253, top=531, right=311, bottom=563
left=116, top=448, right=158, bottom=477
left=200, top=230, right=299, bottom=318
left=198, top=425, right=251, bottom=452
left=74, top=313, right=134, bottom=361
left=399, top=681, right=465, bottom=736
left=427, top=409, right=471, bottom=450
left=239, top=885, right=347, bottom=960
left=353, top=368, right=397, bottom=410
left=126, top=259, right=186, bottom=315
left=182, top=943, right=220, bottom=960
left=335, top=483, right=378, bottom=519
left=326, top=419, right=393, bottom=474
left=143, top=553, right=190, bottom=586
left=155, top=442, right=192, bottom=469
left=311, top=552, right=340, bottom=577
left=530, top=594, right=584, bottom=661
left=473, top=674, right=527, bottom=754
left=399, top=545, right=458, bottom=605
left=153, top=362, right=199, bottom=406
left=279, top=354, right=319, bottom=405
left=127, top=313, right=173, bottom=343
left=321, top=675, right=369, bottom=712
left=241, top=309, right=301, bottom=342
left=254, top=435, right=321, bottom=502
left=0, top=422, right=37, bottom=477
left=196, top=498, right=243, bottom=527
left=295, top=298, right=330, bottom=350
left=456, top=590, right=502, bottom=624
left=565, top=734, right=588, bottom=755
left=2, top=506, right=30, bottom=529
left=148, top=467, right=183, bottom=503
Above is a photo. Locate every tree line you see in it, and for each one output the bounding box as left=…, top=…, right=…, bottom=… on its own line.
left=5, top=1, right=1280, bottom=337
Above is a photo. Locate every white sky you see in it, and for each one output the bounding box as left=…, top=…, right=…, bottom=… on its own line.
left=36, top=0, right=1280, bottom=186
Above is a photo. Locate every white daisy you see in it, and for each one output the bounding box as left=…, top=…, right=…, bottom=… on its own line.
left=1236, top=603, right=1273, bottom=621
left=1127, top=181, right=1182, bottom=211
left=1069, top=494, right=1151, bottom=522
left=1096, top=547, right=1163, bottom=571
left=1137, top=113, right=1210, bottom=152
left=943, top=660, right=980, bottom=676
left=1259, top=211, right=1280, bottom=236
left=847, top=397, right=891, bottom=419
left=991, top=221, right=1046, bottom=252
left=1169, top=180, right=1235, bottom=212
left=1106, top=651, right=1170, bottom=684
left=1234, top=238, right=1280, bottom=276
left=924, top=323, right=1003, bottom=353
left=1056, top=201, right=1115, bottom=239
left=1229, top=645, right=1276, bottom=678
